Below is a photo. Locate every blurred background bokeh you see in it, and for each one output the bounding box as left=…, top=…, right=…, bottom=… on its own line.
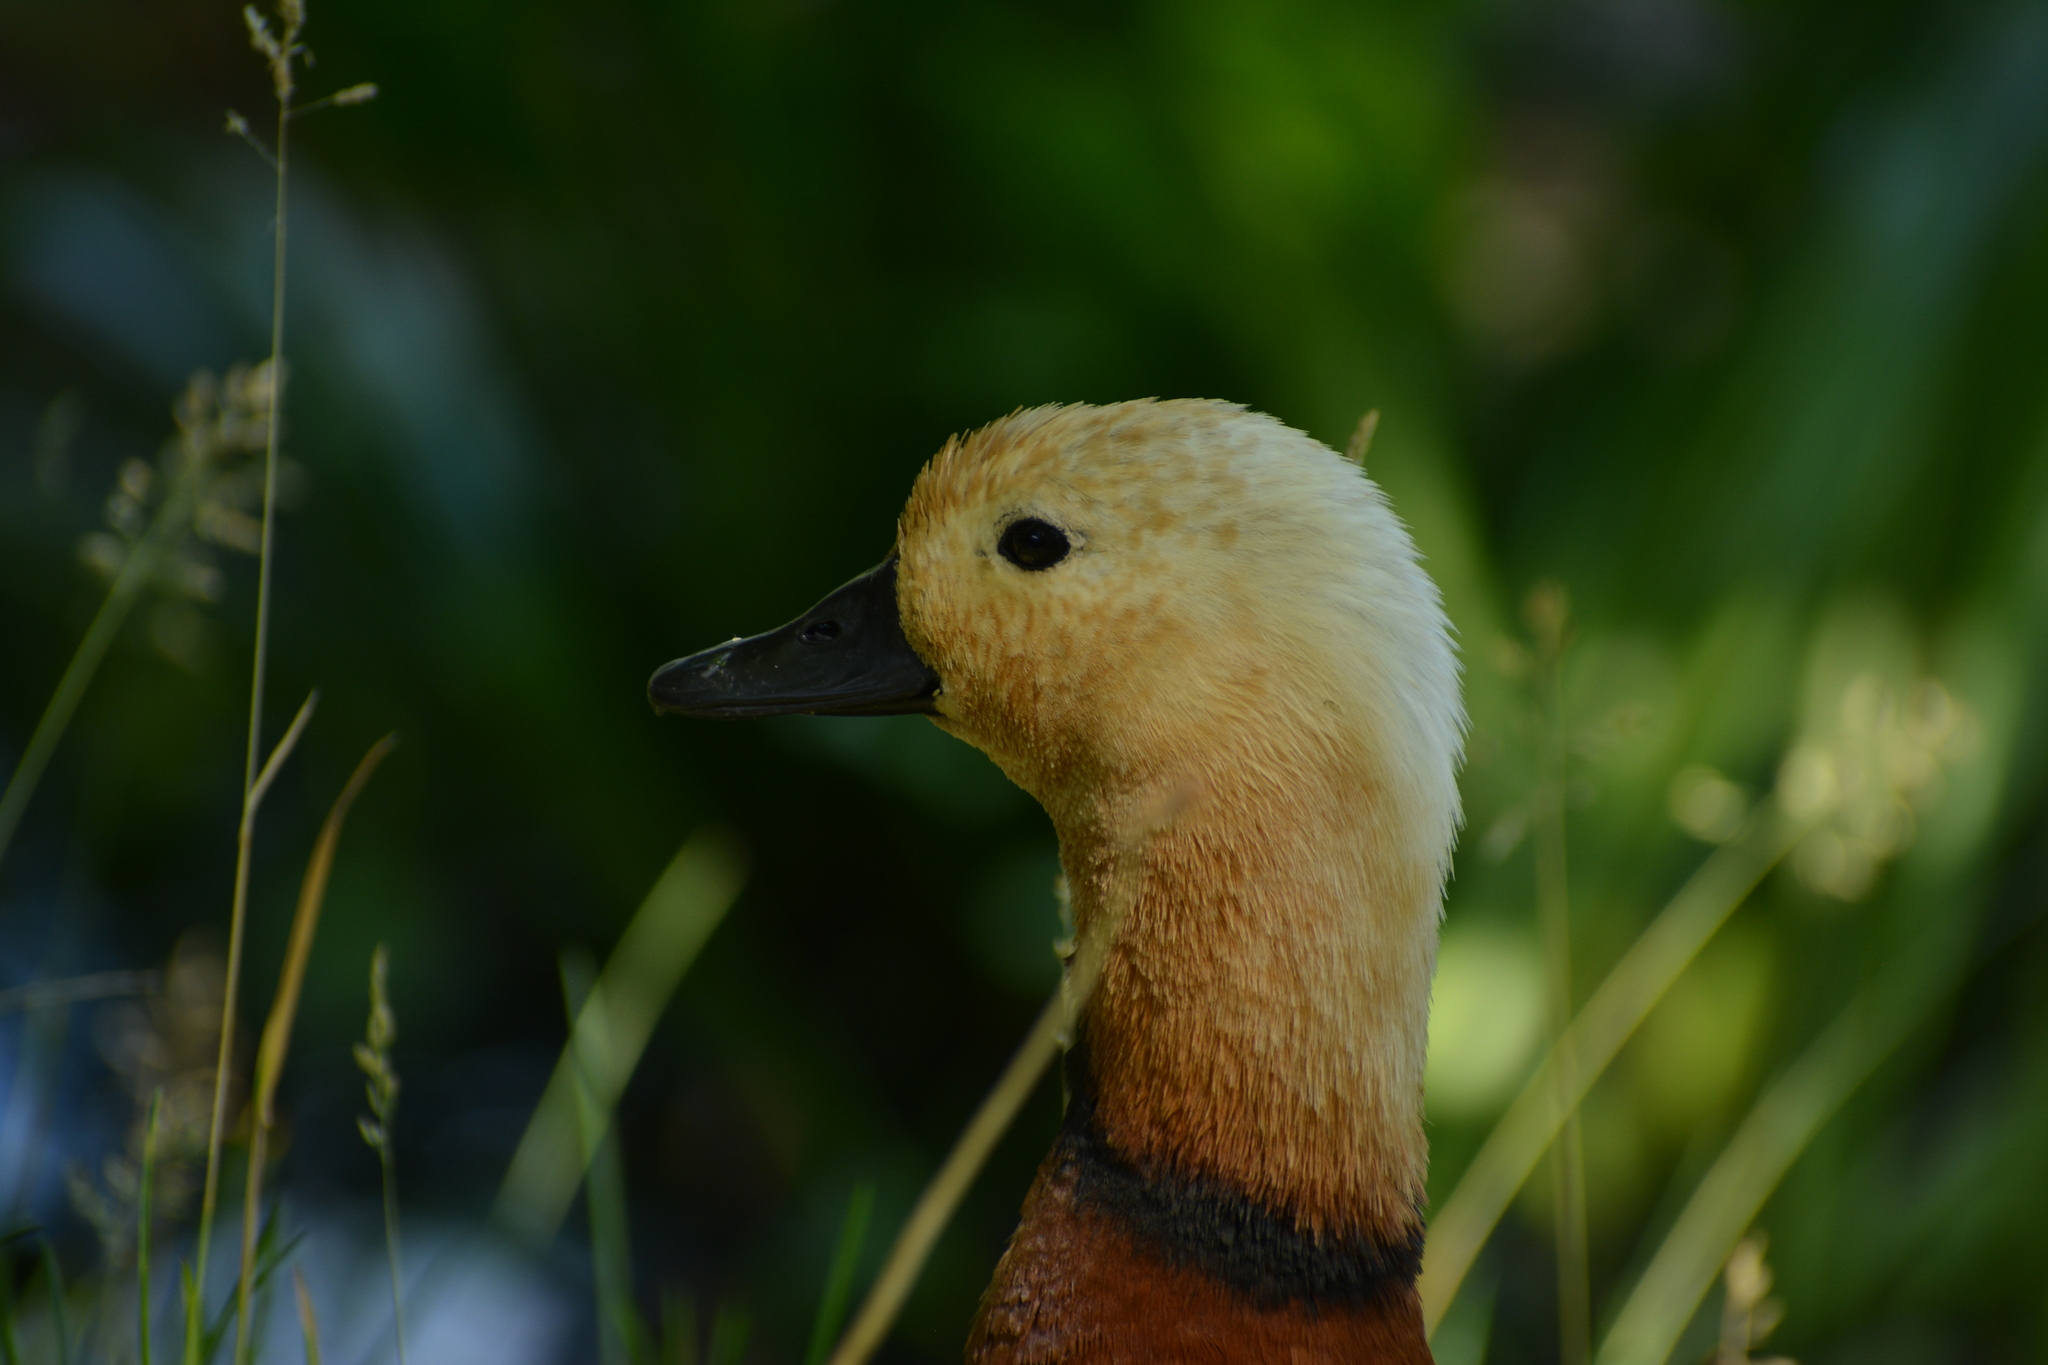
left=2, top=0, right=2046, bottom=1360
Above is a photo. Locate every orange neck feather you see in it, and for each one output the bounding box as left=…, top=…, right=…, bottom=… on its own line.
left=1055, top=733, right=1434, bottom=1244
left=965, top=729, right=1439, bottom=1362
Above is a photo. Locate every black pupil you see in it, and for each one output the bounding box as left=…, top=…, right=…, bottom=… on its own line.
left=999, top=518, right=1070, bottom=570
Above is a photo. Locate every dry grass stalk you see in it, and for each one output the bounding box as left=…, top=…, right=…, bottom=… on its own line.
left=820, top=963, right=1079, bottom=1365
left=194, top=0, right=307, bottom=1322
left=290, top=1265, right=322, bottom=1365
left=1343, top=409, right=1382, bottom=467
left=195, top=686, right=315, bottom=1321
left=822, top=780, right=1195, bottom=1365
left=197, top=0, right=381, bottom=1329
left=185, top=0, right=379, bottom=1314
left=234, top=733, right=398, bottom=1365
left=354, top=945, right=407, bottom=1365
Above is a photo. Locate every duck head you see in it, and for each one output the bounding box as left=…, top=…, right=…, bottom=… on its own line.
left=653, top=399, right=1461, bottom=849
left=650, top=399, right=1465, bottom=1358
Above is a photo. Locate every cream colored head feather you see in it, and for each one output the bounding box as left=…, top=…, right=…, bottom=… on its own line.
left=898, top=397, right=1462, bottom=883
left=895, top=398, right=1465, bottom=1233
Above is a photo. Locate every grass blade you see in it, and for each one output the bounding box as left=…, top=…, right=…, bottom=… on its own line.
left=1526, top=583, right=1590, bottom=1365
left=705, top=1306, right=748, bottom=1365
left=494, top=828, right=747, bottom=1244
left=180, top=1263, right=201, bottom=1365
left=659, top=1290, right=697, bottom=1365
left=560, top=951, right=652, bottom=1365
left=0, top=1235, right=18, bottom=1365
left=236, top=732, right=397, bottom=1364
left=193, top=689, right=315, bottom=1365
left=213, top=1212, right=300, bottom=1365
left=140, top=1091, right=163, bottom=1365
left=38, top=1238, right=68, bottom=1365
left=198, top=0, right=310, bottom=1321
left=804, top=1184, right=874, bottom=1365
left=0, top=969, right=160, bottom=1016
left=1593, top=914, right=1971, bottom=1365
left=291, top=1266, right=321, bottom=1365
left=0, top=1227, right=36, bottom=1365
left=587, top=1124, right=650, bottom=1365
left=0, top=463, right=196, bottom=873
left=1420, top=802, right=1804, bottom=1335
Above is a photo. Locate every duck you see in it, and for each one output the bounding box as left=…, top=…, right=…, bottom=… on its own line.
left=649, top=399, right=1464, bottom=1363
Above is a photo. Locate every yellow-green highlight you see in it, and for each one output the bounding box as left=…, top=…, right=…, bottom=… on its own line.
left=495, top=827, right=749, bottom=1244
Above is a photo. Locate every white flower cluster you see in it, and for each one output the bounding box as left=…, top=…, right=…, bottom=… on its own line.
left=1777, top=675, right=1979, bottom=901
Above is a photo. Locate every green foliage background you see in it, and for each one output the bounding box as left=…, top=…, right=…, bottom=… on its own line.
left=1, top=0, right=2045, bottom=1360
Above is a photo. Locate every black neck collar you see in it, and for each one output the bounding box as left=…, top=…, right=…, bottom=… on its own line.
left=1055, top=1038, right=1424, bottom=1311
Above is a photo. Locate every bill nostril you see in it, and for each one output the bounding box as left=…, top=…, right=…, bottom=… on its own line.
left=799, top=619, right=842, bottom=644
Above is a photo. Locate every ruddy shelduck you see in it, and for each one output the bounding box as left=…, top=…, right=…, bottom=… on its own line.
left=651, top=399, right=1464, bottom=1362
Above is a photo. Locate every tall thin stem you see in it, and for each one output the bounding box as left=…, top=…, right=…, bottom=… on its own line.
left=139, top=1092, right=162, bottom=1365
left=377, top=1141, right=407, bottom=1365
left=1529, top=583, right=1590, bottom=1365
left=234, top=725, right=387, bottom=1365
left=193, top=6, right=298, bottom=1350
left=0, top=478, right=193, bottom=873
left=356, top=941, right=409, bottom=1365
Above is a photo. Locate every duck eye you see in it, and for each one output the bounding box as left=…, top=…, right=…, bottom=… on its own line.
left=998, top=518, right=1071, bottom=571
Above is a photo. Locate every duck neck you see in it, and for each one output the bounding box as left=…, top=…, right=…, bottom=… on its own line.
left=1055, top=746, right=1437, bottom=1249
